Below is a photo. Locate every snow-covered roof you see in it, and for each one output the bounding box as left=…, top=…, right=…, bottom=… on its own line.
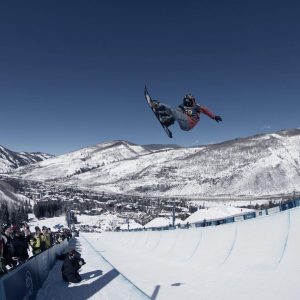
left=183, top=205, right=255, bottom=224
left=120, top=220, right=143, bottom=230
left=144, top=217, right=172, bottom=228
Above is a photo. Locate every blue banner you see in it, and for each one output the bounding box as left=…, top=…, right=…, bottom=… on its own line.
left=3, top=258, right=40, bottom=300
left=0, top=240, right=69, bottom=300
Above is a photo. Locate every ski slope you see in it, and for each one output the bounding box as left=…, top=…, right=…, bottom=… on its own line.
left=37, top=207, right=300, bottom=300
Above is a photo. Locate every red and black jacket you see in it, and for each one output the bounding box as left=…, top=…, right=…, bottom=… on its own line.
left=180, top=104, right=216, bottom=129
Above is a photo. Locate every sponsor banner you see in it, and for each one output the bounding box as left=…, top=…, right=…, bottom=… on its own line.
left=0, top=240, right=70, bottom=300
left=280, top=201, right=295, bottom=211
left=234, top=215, right=244, bottom=222
left=3, top=257, right=40, bottom=300
left=48, top=245, right=57, bottom=267
left=256, top=210, right=267, bottom=217
left=36, top=250, right=50, bottom=285
left=225, top=217, right=234, bottom=224
left=0, top=280, right=5, bottom=300
left=243, top=212, right=256, bottom=220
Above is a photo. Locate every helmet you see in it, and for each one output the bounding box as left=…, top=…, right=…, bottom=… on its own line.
left=183, top=94, right=195, bottom=107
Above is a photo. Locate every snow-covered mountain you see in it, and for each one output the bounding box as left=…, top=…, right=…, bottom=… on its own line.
left=0, top=180, right=30, bottom=206
left=11, top=129, right=300, bottom=198
left=0, top=145, right=53, bottom=173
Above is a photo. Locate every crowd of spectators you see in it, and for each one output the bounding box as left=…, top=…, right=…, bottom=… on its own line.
left=0, top=222, right=72, bottom=276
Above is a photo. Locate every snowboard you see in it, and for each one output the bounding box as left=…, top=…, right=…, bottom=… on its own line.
left=144, top=86, right=173, bottom=138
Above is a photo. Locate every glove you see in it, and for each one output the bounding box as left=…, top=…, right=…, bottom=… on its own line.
left=215, top=116, right=222, bottom=123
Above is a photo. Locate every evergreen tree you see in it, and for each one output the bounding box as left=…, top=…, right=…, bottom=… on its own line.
left=15, top=206, right=27, bottom=225
left=33, top=200, right=62, bottom=219
left=0, top=202, right=10, bottom=225
left=10, top=210, right=16, bottom=225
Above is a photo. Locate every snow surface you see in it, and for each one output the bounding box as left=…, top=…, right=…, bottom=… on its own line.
left=34, top=206, right=300, bottom=300
left=183, top=206, right=254, bottom=224
left=36, top=238, right=149, bottom=300
left=28, top=214, right=68, bottom=231
left=120, top=220, right=143, bottom=230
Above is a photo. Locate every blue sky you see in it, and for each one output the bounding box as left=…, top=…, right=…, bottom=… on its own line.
left=1, top=1, right=300, bottom=155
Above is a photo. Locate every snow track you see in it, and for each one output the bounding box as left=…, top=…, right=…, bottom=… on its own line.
left=36, top=238, right=150, bottom=300
left=84, top=207, right=300, bottom=299
left=37, top=207, right=300, bottom=299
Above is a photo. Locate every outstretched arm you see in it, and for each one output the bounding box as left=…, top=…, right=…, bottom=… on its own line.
left=197, top=105, right=222, bottom=123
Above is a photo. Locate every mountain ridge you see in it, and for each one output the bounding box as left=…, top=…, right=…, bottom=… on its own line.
left=9, top=128, right=300, bottom=198
left=0, top=145, right=54, bottom=173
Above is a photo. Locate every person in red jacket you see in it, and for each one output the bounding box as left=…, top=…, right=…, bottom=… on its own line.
left=152, top=93, right=222, bottom=131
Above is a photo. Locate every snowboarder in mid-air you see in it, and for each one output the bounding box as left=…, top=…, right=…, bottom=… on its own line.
left=152, top=93, right=222, bottom=131
left=144, top=87, right=222, bottom=138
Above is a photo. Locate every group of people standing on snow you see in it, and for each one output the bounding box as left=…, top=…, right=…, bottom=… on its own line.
left=0, top=223, right=71, bottom=276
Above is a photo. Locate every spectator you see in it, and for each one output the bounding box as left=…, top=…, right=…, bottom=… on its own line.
left=55, top=233, right=63, bottom=244
left=61, top=249, right=85, bottom=283
left=60, top=230, right=67, bottom=241
left=30, top=226, right=42, bottom=255
left=22, top=223, right=31, bottom=244
left=11, top=227, right=29, bottom=263
left=66, top=229, right=72, bottom=241
left=0, top=234, right=6, bottom=275
left=1, top=224, right=16, bottom=269
left=41, top=226, right=51, bottom=250
left=48, top=228, right=54, bottom=246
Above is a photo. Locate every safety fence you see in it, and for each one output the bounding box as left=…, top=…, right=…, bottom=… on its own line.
left=128, top=198, right=300, bottom=231
left=0, top=240, right=69, bottom=300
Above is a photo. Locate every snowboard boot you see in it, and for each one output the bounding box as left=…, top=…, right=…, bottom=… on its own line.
left=151, top=100, right=160, bottom=109
left=160, top=116, right=175, bottom=127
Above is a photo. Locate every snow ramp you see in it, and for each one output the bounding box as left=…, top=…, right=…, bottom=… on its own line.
left=36, top=237, right=151, bottom=300
left=82, top=206, right=300, bottom=300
